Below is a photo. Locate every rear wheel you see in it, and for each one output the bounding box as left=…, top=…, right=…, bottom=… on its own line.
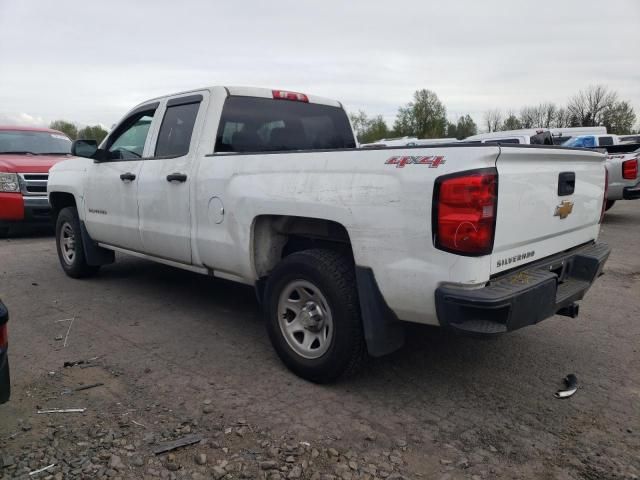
left=55, top=207, right=99, bottom=278
left=264, top=249, right=366, bottom=383
left=605, top=200, right=616, bottom=211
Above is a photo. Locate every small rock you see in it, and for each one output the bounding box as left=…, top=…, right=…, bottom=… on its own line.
left=54, top=335, right=63, bottom=341
left=285, top=456, right=295, bottom=463
left=203, top=405, right=214, bottom=414
left=203, top=399, right=212, bottom=405
left=440, top=459, right=452, bottom=465
left=212, top=466, right=226, bottom=479
left=328, top=448, right=339, bottom=457
left=260, top=461, right=278, bottom=470
left=288, top=466, right=302, bottom=479
left=166, top=462, right=180, bottom=472
left=195, top=453, right=207, bottom=466
left=131, top=456, right=144, bottom=467
left=108, top=455, right=126, bottom=471
left=488, top=445, right=497, bottom=453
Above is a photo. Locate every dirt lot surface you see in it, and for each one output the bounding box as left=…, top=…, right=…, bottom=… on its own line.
left=1, top=201, right=639, bottom=480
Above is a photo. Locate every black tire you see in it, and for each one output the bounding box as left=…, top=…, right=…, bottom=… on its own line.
left=0, top=227, right=9, bottom=239
left=605, top=200, right=616, bottom=211
left=0, top=357, right=9, bottom=404
left=55, top=207, right=99, bottom=278
left=264, top=249, right=366, bottom=383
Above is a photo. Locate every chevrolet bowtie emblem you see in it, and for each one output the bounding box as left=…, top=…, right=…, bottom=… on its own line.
left=554, top=200, right=574, bottom=219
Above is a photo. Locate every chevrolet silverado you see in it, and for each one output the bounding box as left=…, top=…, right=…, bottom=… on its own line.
left=48, top=86, right=610, bottom=382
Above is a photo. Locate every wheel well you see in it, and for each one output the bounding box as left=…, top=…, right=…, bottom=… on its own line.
left=252, top=215, right=353, bottom=279
left=49, top=192, right=77, bottom=220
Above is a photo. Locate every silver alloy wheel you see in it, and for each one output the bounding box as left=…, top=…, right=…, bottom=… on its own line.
left=60, top=222, right=76, bottom=265
left=277, top=279, right=334, bottom=360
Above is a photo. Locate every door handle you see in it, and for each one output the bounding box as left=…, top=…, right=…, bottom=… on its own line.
left=166, top=172, right=187, bottom=183
left=120, top=172, right=136, bottom=181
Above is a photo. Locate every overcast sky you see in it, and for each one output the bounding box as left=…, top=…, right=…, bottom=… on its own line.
left=1, top=0, right=638, bottom=131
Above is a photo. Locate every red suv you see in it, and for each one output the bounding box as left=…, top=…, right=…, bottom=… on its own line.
left=0, top=126, right=72, bottom=236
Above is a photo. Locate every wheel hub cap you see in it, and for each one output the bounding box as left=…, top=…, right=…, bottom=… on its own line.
left=277, top=280, right=334, bottom=359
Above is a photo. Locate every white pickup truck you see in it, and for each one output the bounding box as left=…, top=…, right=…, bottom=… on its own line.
left=48, top=86, right=611, bottom=383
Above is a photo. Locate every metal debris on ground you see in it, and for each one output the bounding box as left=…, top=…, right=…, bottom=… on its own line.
left=37, top=408, right=86, bottom=414
left=555, top=373, right=578, bottom=399
left=28, top=463, right=56, bottom=475
left=74, top=382, right=104, bottom=391
left=152, top=434, right=204, bottom=455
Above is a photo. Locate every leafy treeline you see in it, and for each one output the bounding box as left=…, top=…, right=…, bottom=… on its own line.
left=351, top=85, right=637, bottom=144
left=49, top=120, right=108, bottom=144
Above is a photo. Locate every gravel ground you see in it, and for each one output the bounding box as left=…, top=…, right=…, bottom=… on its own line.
left=0, top=201, right=639, bottom=480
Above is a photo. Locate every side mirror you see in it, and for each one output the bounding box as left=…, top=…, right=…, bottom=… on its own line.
left=71, top=139, right=98, bottom=158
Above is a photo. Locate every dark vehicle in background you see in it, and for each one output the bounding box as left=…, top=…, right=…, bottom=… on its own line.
left=0, top=126, right=72, bottom=237
left=0, top=300, right=9, bottom=404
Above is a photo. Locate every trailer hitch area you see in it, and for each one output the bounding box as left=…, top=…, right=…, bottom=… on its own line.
left=556, top=303, right=579, bottom=318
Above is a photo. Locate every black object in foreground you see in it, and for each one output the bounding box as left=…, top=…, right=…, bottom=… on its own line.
left=555, top=374, right=578, bottom=399
left=153, top=434, right=204, bottom=455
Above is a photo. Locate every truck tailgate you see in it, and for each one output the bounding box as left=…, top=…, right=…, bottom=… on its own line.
left=492, top=146, right=606, bottom=275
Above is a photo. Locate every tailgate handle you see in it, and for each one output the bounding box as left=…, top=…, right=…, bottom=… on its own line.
left=558, top=172, right=575, bottom=196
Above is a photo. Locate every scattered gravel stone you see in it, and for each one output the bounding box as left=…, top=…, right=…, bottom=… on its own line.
left=108, top=454, right=126, bottom=471
left=195, top=453, right=207, bottom=465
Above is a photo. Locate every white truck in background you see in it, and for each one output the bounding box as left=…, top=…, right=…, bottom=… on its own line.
left=464, top=129, right=554, bottom=145
left=601, top=143, right=640, bottom=211
left=48, top=86, right=610, bottom=383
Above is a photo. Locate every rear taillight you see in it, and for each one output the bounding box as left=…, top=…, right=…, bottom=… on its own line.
left=433, top=168, right=498, bottom=256
left=600, top=166, right=609, bottom=223
left=622, top=158, right=638, bottom=180
left=0, top=323, right=7, bottom=351
left=272, top=90, right=309, bottom=102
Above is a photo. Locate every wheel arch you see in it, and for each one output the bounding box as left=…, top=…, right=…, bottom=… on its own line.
left=252, top=214, right=405, bottom=357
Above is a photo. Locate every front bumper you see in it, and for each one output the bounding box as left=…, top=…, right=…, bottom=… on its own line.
left=0, top=194, right=51, bottom=227
left=623, top=181, right=640, bottom=200
left=435, top=242, right=610, bottom=335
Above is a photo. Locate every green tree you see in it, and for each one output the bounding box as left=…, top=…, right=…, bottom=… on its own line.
left=77, top=125, right=108, bottom=144
left=348, top=111, right=390, bottom=143
left=49, top=120, right=78, bottom=140
left=501, top=113, right=522, bottom=131
left=454, top=115, right=477, bottom=139
left=393, top=89, right=447, bottom=138
left=349, top=110, right=369, bottom=141
left=447, top=122, right=457, bottom=139
left=602, top=101, right=636, bottom=135
left=362, top=115, right=390, bottom=143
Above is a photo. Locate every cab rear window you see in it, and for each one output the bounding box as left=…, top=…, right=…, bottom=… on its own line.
left=215, top=96, right=356, bottom=153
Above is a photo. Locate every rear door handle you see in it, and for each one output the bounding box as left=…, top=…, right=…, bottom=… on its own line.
left=166, top=172, right=187, bottom=183
left=120, top=172, right=136, bottom=181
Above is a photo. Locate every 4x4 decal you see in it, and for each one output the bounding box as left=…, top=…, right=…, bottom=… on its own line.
left=385, top=155, right=445, bottom=168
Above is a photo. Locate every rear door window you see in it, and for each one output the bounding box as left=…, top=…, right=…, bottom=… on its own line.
left=598, top=136, right=614, bottom=146
left=155, top=99, right=201, bottom=157
left=215, top=96, right=356, bottom=153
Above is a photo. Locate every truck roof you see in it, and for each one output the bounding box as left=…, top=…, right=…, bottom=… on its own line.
left=0, top=125, right=66, bottom=135
left=133, top=86, right=342, bottom=110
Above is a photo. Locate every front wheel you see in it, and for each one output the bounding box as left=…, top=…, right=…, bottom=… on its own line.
left=55, top=207, right=99, bottom=278
left=264, top=249, right=366, bottom=383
